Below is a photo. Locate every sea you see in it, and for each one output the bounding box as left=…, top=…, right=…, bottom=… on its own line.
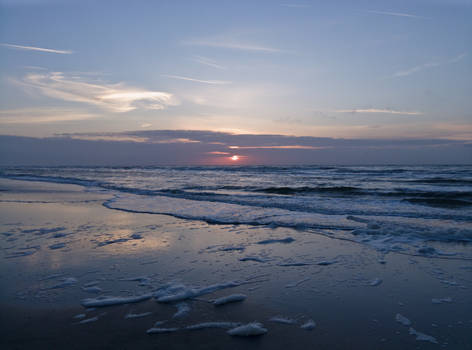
left=1, top=165, right=471, bottom=256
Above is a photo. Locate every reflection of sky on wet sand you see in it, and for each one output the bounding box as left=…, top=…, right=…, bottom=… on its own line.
left=0, top=202, right=179, bottom=270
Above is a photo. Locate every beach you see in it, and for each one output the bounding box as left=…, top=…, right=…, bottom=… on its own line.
left=1, top=177, right=471, bottom=349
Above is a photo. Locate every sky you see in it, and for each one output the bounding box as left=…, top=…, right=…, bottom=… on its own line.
left=0, top=0, right=471, bottom=165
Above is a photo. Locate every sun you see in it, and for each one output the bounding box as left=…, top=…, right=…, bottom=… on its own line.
left=231, top=155, right=239, bottom=161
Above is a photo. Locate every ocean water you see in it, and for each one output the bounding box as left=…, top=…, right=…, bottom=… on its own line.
left=1, top=165, right=471, bottom=254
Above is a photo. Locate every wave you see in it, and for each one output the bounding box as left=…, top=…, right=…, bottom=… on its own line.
left=2, top=173, right=471, bottom=220
left=105, top=194, right=472, bottom=243
left=5, top=173, right=470, bottom=200
left=403, top=198, right=472, bottom=208
left=334, top=168, right=408, bottom=174
left=409, top=177, right=472, bottom=185
left=104, top=194, right=364, bottom=231
left=385, top=189, right=472, bottom=199
left=253, top=186, right=362, bottom=195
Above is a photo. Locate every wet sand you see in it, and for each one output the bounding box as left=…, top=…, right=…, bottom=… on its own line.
left=1, top=179, right=471, bottom=349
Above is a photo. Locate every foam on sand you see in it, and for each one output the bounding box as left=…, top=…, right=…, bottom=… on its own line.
left=300, top=319, right=316, bottom=330
left=125, top=312, right=152, bottom=319
left=431, top=297, right=452, bottom=304
left=368, top=278, right=382, bottom=286
left=408, top=327, right=438, bottom=344
left=213, top=294, right=247, bottom=306
left=78, top=316, right=98, bottom=324
left=173, top=302, right=190, bottom=318
left=83, top=280, right=100, bottom=287
left=395, top=313, right=411, bottom=326
left=82, top=286, right=102, bottom=294
left=81, top=293, right=152, bottom=307
left=154, top=281, right=242, bottom=303
left=227, top=322, right=268, bottom=336
left=186, top=322, right=241, bottom=330
left=49, top=277, right=78, bottom=289
left=146, top=327, right=179, bottom=334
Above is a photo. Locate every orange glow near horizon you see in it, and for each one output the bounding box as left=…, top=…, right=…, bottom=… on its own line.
left=231, top=155, right=239, bottom=161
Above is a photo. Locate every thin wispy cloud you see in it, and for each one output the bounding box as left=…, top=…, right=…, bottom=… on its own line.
left=0, top=108, right=97, bottom=124
left=67, top=135, right=149, bottom=143
left=335, top=108, right=423, bottom=115
left=394, top=62, right=441, bottom=77
left=162, top=74, right=231, bottom=85
left=366, top=10, right=424, bottom=19
left=186, top=39, right=283, bottom=53
left=394, top=53, right=467, bottom=77
left=448, top=53, right=467, bottom=64
left=23, top=65, right=48, bottom=71
left=155, top=138, right=201, bottom=144
left=16, top=71, right=179, bottom=113
left=228, top=145, right=328, bottom=150
left=192, top=55, right=227, bottom=70
left=207, top=151, right=230, bottom=155
left=63, top=133, right=201, bottom=144
left=280, top=3, right=311, bottom=8
left=1, top=43, right=73, bottom=54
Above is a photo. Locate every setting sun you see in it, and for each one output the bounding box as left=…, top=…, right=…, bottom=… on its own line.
left=231, top=155, right=239, bottom=161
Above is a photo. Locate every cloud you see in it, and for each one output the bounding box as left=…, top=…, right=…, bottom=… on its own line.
left=162, top=74, right=231, bottom=85
left=393, top=53, right=466, bottom=77
left=228, top=145, right=328, bottom=150
left=62, top=132, right=201, bottom=144
left=192, top=55, right=227, bottom=70
left=0, top=108, right=97, bottom=124
left=280, top=3, right=311, bottom=8
left=335, top=108, right=422, bottom=115
left=393, top=62, right=441, bottom=77
left=207, top=151, right=230, bottom=155
left=448, top=53, right=467, bottom=64
left=366, top=10, right=424, bottom=19
left=0, top=43, right=72, bottom=54
left=141, top=123, right=152, bottom=128
left=185, top=39, right=283, bottom=53
left=16, top=71, right=179, bottom=112
left=66, top=135, right=149, bottom=142
left=155, top=138, right=200, bottom=144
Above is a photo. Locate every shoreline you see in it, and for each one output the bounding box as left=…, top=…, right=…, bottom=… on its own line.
left=1, top=178, right=471, bottom=349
